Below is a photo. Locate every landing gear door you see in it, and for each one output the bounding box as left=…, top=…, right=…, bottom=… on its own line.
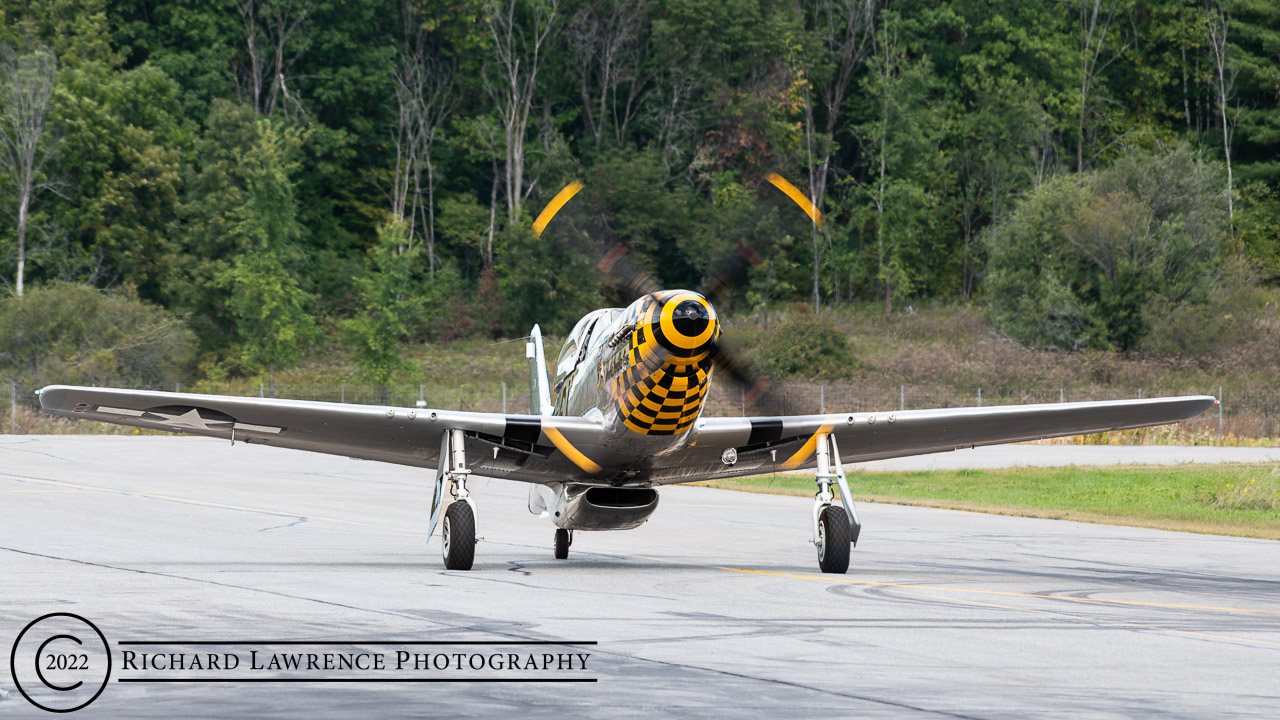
left=427, top=431, right=450, bottom=539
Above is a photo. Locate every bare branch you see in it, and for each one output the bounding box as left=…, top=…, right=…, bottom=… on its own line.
left=236, top=0, right=311, bottom=116
left=483, top=0, right=561, bottom=224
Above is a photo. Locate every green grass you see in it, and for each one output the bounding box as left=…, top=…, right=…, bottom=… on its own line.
left=699, top=464, right=1280, bottom=540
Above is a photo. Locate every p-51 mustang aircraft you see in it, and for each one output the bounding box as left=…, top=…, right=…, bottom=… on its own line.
left=38, top=179, right=1216, bottom=574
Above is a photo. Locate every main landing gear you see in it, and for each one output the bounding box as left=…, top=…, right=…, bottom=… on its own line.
left=429, top=428, right=478, bottom=570
left=811, top=433, right=862, bottom=574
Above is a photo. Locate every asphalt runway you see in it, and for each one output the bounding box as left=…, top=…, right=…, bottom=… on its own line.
left=2, top=436, right=1278, bottom=718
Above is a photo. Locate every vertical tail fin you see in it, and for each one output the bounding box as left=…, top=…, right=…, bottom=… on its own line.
left=526, top=325, right=553, bottom=416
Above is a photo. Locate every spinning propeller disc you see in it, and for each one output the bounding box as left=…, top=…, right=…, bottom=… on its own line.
left=530, top=172, right=825, bottom=415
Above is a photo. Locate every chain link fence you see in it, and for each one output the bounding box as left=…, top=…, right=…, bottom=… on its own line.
left=8, top=378, right=1278, bottom=438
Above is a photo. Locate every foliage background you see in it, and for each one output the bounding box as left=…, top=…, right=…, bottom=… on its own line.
left=0, top=0, right=1277, bottom=395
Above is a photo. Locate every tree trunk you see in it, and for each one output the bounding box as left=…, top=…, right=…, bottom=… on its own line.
left=1207, top=6, right=1236, bottom=241
left=426, top=155, right=437, bottom=277
left=510, top=122, right=525, bottom=224
left=16, top=190, right=27, bottom=297
left=0, top=46, right=56, bottom=299
left=487, top=157, right=499, bottom=267
left=878, top=79, right=889, bottom=315
left=269, top=361, right=276, bottom=398
left=804, top=86, right=820, bottom=313
left=503, top=119, right=516, bottom=224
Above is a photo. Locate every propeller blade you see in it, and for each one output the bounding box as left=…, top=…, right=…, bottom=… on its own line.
left=532, top=182, right=661, bottom=300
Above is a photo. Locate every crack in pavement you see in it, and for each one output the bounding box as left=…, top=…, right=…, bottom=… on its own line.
left=260, top=516, right=308, bottom=533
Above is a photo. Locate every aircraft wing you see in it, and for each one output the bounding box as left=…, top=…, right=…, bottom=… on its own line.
left=657, top=396, right=1218, bottom=484
left=37, top=385, right=608, bottom=484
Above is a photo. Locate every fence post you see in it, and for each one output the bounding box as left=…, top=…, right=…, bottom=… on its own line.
left=977, top=388, right=982, bottom=407
left=1060, top=388, right=1064, bottom=403
left=259, top=383, right=264, bottom=398
left=740, top=386, right=745, bottom=417
left=900, top=385, right=904, bottom=411
left=10, top=382, right=16, bottom=434
left=820, top=385, right=825, bottom=414
left=502, top=382, right=507, bottom=413
left=1137, top=387, right=1141, bottom=399
left=341, top=382, right=345, bottom=403
left=1218, top=386, right=1223, bottom=436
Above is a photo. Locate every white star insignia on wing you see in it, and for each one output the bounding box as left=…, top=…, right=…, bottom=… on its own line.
left=150, top=408, right=232, bottom=431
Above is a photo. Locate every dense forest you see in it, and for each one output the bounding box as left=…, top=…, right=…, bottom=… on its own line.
left=1, top=0, right=1278, bottom=391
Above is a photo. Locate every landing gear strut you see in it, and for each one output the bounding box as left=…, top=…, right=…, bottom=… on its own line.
left=429, top=428, right=478, bottom=570
left=554, top=528, right=572, bottom=559
left=811, top=433, right=861, bottom=574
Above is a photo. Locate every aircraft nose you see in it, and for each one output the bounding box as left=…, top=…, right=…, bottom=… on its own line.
left=671, top=299, right=710, bottom=339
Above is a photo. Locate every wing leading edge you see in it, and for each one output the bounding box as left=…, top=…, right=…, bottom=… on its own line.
left=655, top=395, right=1217, bottom=484
left=37, top=385, right=608, bottom=483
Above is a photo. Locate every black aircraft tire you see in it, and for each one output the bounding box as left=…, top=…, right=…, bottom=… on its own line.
left=442, top=502, right=476, bottom=570
left=817, top=506, right=851, bottom=574
left=554, top=528, right=570, bottom=559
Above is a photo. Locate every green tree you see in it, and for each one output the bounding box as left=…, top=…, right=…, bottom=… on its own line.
left=217, top=118, right=316, bottom=394
left=343, top=220, right=424, bottom=403
left=50, top=60, right=185, bottom=300
left=985, top=144, right=1229, bottom=351
left=169, top=99, right=258, bottom=342
left=855, top=10, right=951, bottom=312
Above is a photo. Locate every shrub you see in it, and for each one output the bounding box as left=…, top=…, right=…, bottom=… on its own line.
left=1139, top=273, right=1271, bottom=358
left=984, top=144, right=1228, bottom=351
left=747, top=313, right=857, bottom=379
left=0, top=282, right=195, bottom=391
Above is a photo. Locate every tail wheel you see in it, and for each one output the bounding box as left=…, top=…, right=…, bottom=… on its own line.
left=553, top=528, right=571, bottom=559
left=442, top=502, right=476, bottom=570
left=817, top=506, right=851, bottom=574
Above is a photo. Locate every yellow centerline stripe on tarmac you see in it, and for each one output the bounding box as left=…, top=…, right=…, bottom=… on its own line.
left=764, top=173, right=824, bottom=229
left=542, top=427, right=603, bottom=474
left=0, top=473, right=425, bottom=535
left=722, top=567, right=1280, bottom=616
left=531, top=181, right=584, bottom=237
left=780, top=424, right=834, bottom=470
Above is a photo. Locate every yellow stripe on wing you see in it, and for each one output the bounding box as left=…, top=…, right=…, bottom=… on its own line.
left=532, top=181, right=585, bottom=237
left=765, top=173, right=825, bottom=229
left=543, top=425, right=603, bottom=474
left=780, top=423, right=834, bottom=470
